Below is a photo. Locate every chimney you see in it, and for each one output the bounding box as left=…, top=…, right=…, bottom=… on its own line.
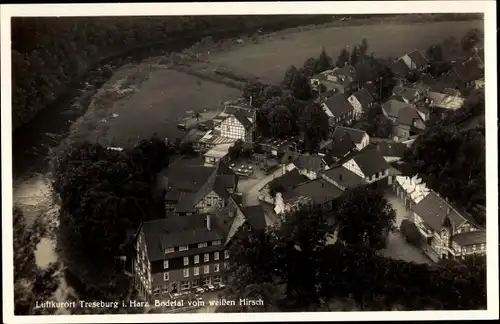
left=205, top=215, right=211, bottom=231
left=339, top=174, right=343, bottom=181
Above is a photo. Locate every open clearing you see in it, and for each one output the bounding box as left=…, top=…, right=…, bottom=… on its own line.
left=209, top=20, right=483, bottom=83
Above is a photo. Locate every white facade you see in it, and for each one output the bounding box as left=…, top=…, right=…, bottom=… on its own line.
left=194, top=190, right=224, bottom=214
left=220, top=116, right=249, bottom=141
left=342, top=159, right=364, bottom=179
left=347, top=95, right=363, bottom=119
left=356, top=133, right=370, bottom=151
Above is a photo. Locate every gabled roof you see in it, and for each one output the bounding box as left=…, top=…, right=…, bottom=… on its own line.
left=232, top=110, right=253, bottom=130
left=450, top=59, right=483, bottom=82
left=322, top=166, right=365, bottom=190
left=393, top=86, right=419, bottom=102
left=376, top=141, right=407, bottom=158
left=293, top=154, right=325, bottom=172
left=390, top=58, right=411, bottom=77
left=267, top=168, right=308, bottom=193
left=411, top=192, right=470, bottom=232
left=351, top=88, right=375, bottom=110
left=381, top=99, right=415, bottom=119
left=240, top=205, right=268, bottom=232
left=397, top=106, right=423, bottom=126
left=333, top=126, right=368, bottom=145
left=452, top=231, right=486, bottom=247
left=332, top=65, right=357, bottom=78
left=350, top=146, right=391, bottom=177
left=323, top=94, right=354, bottom=117
left=407, top=50, right=428, bottom=68
left=283, top=178, right=343, bottom=205
left=321, top=133, right=357, bottom=165
left=141, top=214, right=227, bottom=261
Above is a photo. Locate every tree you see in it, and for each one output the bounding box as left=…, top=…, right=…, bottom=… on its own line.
left=317, top=47, right=333, bottom=72
left=228, top=139, right=244, bottom=160
left=336, top=48, right=350, bottom=67
left=334, top=186, right=396, bottom=249
left=282, top=65, right=300, bottom=90
left=461, top=28, right=483, bottom=52
left=300, top=57, right=321, bottom=77
left=426, top=44, right=443, bottom=62
left=350, top=45, right=361, bottom=66
left=297, top=103, right=329, bottom=152
left=359, top=38, right=369, bottom=57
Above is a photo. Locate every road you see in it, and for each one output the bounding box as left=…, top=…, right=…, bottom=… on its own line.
left=238, top=166, right=285, bottom=206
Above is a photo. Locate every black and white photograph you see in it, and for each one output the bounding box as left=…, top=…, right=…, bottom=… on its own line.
left=1, top=2, right=498, bottom=323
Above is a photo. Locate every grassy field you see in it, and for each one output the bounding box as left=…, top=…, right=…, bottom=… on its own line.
left=208, top=19, right=483, bottom=83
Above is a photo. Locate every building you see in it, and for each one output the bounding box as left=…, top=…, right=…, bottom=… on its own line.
left=400, top=50, right=428, bottom=72
left=376, top=141, right=408, bottom=163
left=310, top=65, right=357, bottom=94
left=319, top=133, right=358, bottom=167
left=204, top=143, right=232, bottom=166
left=424, top=91, right=465, bottom=117
left=285, top=153, right=329, bottom=180
left=159, top=161, right=238, bottom=216
left=198, top=130, right=237, bottom=151
left=391, top=58, right=411, bottom=80
left=341, top=145, right=392, bottom=184
left=347, top=88, right=375, bottom=118
left=447, top=58, right=484, bottom=89
left=134, top=214, right=231, bottom=299
left=332, top=126, right=369, bottom=151
left=259, top=168, right=309, bottom=205
left=274, top=177, right=344, bottom=215
left=320, top=166, right=366, bottom=191
left=219, top=110, right=255, bottom=142
left=321, top=94, right=357, bottom=127
left=381, top=100, right=426, bottom=141
left=393, top=175, right=431, bottom=211
left=391, top=86, right=421, bottom=104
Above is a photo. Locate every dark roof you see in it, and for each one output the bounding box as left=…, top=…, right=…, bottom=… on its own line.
left=450, top=59, right=483, bottom=82
left=240, top=205, right=267, bottom=231
left=408, top=50, right=428, bottom=68
left=318, top=89, right=336, bottom=101
left=323, top=94, right=354, bottom=117
left=393, top=87, right=419, bottom=102
left=452, top=231, right=486, bottom=247
left=268, top=169, right=308, bottom=192
left=333, top=126, right=368, bottom=145
left=351, top=88, right=375, bottom=110
left=381, top=99, right=414, bottom=119
left=285, top=178, right=343, bottom=205
left=322, top=166, right=365, bottom=190
left=376, top=141, right=407, bottom=158
left=333, top=65, right=356, bottom=78
left=293, top=154, right=325, bottom=172
left=411, top=192, right=469, bottom=232
left=351, top=146, right=391, bottom=177
left=224, top=105, right=255, bottom=119
left=232, top=110, right=253, bottom=130
left=160, top=163, right=215, bottom=193
left=391, top=59, right=410, bottom=77
left=321, top=134, right=357, bottom=165
left=141, top=214, right=227, bottom=261
left=280, top=151, right=301, bottom=165
left=397, top=106, right=422, bottom=126
left=420, top=73, right=436, bottom=86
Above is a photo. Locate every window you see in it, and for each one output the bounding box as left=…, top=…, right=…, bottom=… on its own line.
left=194, top=267, right=199, bottom=276
left=204, top=265, right=210, bottom=274
left=163, top=272, right=169, bottom=281
left=214, top=264, right=220, bottom=272
left=163, top=260, right=169, bottom=269
left=164, top=247, right=174, bottom=254
left=224, top=250, right=230, bottom=259
left=204, top=253, right=210, bottom=262
left=183, top=268, right=189, bottom=278
left=207, top=203, right=212, bottom=207
left=183, top=257, right=189, bottom=266
left=181, top=281, right=190, bottom=290
left=194, top=255, right=200, bottom=264
left=212, top=240, right=222, bottom=246
left=224, top=261, right=229, bottom=269
left=198, top=242, right=207, bottom=248
left=214, top=252, right=220, bottom=261
left=179, top=245, right=189, bottom=251
left=472, top=245, right=477, bottom=251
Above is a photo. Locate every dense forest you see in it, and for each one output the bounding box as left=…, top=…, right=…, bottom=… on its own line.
left=11, top=15, right=334, bottom=130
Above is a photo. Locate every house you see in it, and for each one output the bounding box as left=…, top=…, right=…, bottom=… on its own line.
left=347, top=88, right=375, bottom=117
left=321, top=94, right=357, bottom=126
left=274, top=177, right=343, bottom=215
left=393, top=175, right=431, bottom=211
left=284, top=153, right=329, bottom=180
left=319, top=133, right=357, bottom=167
left=381, top=100, right=426, bottom=141
left=400, top=50, right=428, bottom=71
left=332, top=126, right=369, bottom=151
left=321, top=166, right=366, bottom=191
left=310, top=65, right=357, bottom=94
left=376, top=141, right=408, bottom=163
left=390, top=58, right=411, bottom=80
left=219, top=110, right=255, bottom=142
left=134, top=213, right=232, bottom=299
left=341, top=145, right=392, bottom=184
left=204, top=143, right=233, bottom=166
left=198, top=130, right=238, bottom=151
left=160, top=161, right=238, bottom=216
left=424, top=91, right=465, bottom=117
left=259, top=168, right=309, bottom=204
left=447, top=58, right=483, bottom=89
left=410, top=190, right=486, bottom=260
left=391, top=86, right=421, bottom=104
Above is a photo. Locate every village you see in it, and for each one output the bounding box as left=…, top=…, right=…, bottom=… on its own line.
left=132, top=40, right=486, bottom=312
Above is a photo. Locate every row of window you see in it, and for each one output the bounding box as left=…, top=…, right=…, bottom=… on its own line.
left=163, top=264, right=221, bottom=281
left=163, top=250, right=230, bottom=269
left=164, top=240, right=222, bottom=254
